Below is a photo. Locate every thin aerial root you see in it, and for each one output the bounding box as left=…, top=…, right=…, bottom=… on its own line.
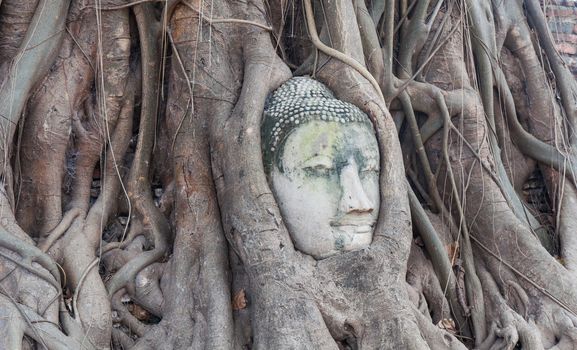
left=181, top=2, right=273, bottom=31
left=505, top=280, right=529, bottom=319
left=0, top=228, right=60, bottom=287
left=105, top=3, right=169, bottom=299
left=438, top=92, right=487, bottom=344
left=303, top=0, right=384, bottom=102
left=111, top=291, right=149, bottom=337
left=72, top=258, right=99, bottom=323
left=408, top=187, right=469, bottom=331
left=402, top=91, right=444, bottom=214
left=38, top=208, right=84, bottom=253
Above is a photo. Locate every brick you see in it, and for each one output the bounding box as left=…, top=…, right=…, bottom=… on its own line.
left=546, top=5, right=576, bottom=17
left=553, top=33, right=577, bottom=44
left=543, top=1, right=577, bottom=72
left=556, top=42, right=577, bottom=54
left=552, top=0, right=577, bottom=6
left=550, top=21, right=575, bottom=33
left=563, top=55, right=577, bottom=68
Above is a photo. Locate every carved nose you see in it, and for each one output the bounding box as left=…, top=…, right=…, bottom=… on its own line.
left=338, top=159, right=374, bottom=214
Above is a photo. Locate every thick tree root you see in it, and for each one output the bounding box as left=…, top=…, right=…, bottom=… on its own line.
left=2, top=0, right=577, bottom=349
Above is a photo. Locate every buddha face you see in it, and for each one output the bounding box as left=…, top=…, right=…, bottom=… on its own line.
left=270, top=120, right=380, bottom=259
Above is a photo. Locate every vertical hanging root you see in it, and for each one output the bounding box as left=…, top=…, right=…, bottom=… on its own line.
left=408, top=188, right=471, bottom=335
left=106, top=3, right=169, bottom=298
left=436, top=92, right=486, bottom=344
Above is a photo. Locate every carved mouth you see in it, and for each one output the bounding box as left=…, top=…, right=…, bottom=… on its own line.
left=353, top=224, right=374, bottom=234
left=330, top=217, right=375, bottom=234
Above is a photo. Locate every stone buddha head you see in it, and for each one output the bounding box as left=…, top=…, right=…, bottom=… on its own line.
left=262, top=77, right=380, bottom=259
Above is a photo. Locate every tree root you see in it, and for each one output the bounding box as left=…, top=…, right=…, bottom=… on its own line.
left=112, top=290, right=149, bottom=337
left=1, top=1, right=577, bottom=349
left=0, top=293, right=96, bottom=350
left=0, top=0, right=70, bottom=165
left=0, top=227, right=60, bottom=288
left=476, top=265, right=543, bottom=350
left=106, top=3, right=169, bottom=298
left=303, top=0, right=384, bottom=101
left=38, top=208, right=83, bottom=253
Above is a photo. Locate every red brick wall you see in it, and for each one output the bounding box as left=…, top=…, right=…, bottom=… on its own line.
left=544, top=0, right=577, bottom=76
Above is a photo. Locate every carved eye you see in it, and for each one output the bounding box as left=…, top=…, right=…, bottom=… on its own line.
left=303, top=164, right=334, bottom=177
left=359, top=167, right=379, bottom=179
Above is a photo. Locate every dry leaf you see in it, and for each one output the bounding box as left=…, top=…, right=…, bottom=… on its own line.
left=232, top=289, right=247, bottom=310
left=446, top=241, right=460, bottom=265
left=128, top=303, right=150, bottom=321
left=437, top=318, right=457, bottom=334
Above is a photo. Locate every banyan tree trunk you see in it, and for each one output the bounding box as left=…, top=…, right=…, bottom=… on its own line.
left=0, top=0, right=577, bottom=349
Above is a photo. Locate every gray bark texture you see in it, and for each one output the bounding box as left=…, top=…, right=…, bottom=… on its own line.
left=0, top=0, right=576, bottom=349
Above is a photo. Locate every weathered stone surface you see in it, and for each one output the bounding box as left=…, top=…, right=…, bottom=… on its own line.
left=263, top=77, right=380, bottom=259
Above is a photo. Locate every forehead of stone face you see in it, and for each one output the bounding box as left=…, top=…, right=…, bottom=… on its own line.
left=280, top=120, right=379, bottom=173
left=262, top=76, right=376, bottom=173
